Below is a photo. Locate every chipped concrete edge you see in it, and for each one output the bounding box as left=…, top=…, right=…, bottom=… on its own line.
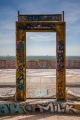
left=0, top=88, right=80, bottom=115
left=0, top=100, right=80, bottom=115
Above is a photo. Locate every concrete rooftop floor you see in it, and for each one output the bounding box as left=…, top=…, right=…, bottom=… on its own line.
left=0, top=69, right=80, bottom=98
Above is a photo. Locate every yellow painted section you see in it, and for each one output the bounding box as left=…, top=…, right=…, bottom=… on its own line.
left=16, top=28, right=26, bottom=101
left=56, top=23, right=66, bottom=101
left=16, top=21, right=66, bottom=101
left=74, top=104, right=80, bottom=110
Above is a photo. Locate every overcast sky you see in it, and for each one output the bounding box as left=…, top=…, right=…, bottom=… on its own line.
left=0, top=0, right=80, bottom=56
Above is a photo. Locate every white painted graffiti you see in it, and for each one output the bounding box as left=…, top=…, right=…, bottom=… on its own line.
left=0, top=102, right=80, bottom=115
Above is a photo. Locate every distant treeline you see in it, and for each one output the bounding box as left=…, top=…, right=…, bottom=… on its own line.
left=0, top=56, right=80, bottom=60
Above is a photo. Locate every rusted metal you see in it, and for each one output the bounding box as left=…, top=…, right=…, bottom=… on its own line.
left=62, top=11, right=64, bottom=22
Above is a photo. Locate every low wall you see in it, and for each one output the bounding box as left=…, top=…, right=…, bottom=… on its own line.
left=0, top=101, right=80, bottom=115
left=0, top=60, right=80, bottom=69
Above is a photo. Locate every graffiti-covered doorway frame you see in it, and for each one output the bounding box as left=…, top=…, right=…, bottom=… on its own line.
left=16, top=11, right=66, bottom=101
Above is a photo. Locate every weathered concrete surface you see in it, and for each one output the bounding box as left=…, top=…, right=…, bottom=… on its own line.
left=0, top=113, right=80, bottom=120
left=0, top=69, right=80, bottom=84
left=0, top=69, right=80, bottom=98
left=0, top=69, right=80, bottom=115
left=0, top=99, right=80, bottom=115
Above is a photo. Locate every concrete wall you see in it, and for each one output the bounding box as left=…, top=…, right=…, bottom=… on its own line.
left=0, top=60, right=80, bottom=69
left=0, top=101, right=80, bottom=115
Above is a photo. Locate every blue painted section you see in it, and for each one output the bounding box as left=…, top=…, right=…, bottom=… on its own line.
left=26, top=105, right=32, bottom=111
left=21, top=43, right=24, bottom=52
left=17, top=74, right=24, bottom=90
left=10, top=103, right=24, bottom=114
left=43, top=103, right=51, bottom=113
left=18, top=83, right=24, bottom=90
left=44, top=109, right=51, bottom=113
left=0, top=101, right=79, bottom=115
left=0, top=104, right=9, bottom=115
left=0, top=104, right=24, bottom=115
left=54, top=102, right=58, bottom=106
left=60, top=104, right=65, bottom=109
left=34, top=89, right=48, bottom=97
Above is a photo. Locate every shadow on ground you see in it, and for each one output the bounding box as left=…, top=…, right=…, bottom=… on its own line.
left=0, top=113, right=80, bottom=120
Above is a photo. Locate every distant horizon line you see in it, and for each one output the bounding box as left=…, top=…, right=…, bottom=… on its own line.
left=0, top=55, right=80, bottom=57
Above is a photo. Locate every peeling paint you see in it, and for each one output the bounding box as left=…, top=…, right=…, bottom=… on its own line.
left=16, top=21, right=66, bottom=101
left=0, top=101, right=80, bottom=115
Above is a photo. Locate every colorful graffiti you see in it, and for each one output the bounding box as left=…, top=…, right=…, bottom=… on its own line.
left=34, top=89, right=48, bottom=97
left=0, top=102, right=80, bottom=115
left=16, top=21, right=66, bottom=101
left=18, top=14, right=62, bottom=22
left=17, top=23, right=61, bottom=30
left=16, top=27, right=26, bottom=101
left=57, top=40, right=64, bottom=74
left=17, top=74, right=24, bottom=90
left=16, top=38, right=25, bottom=94
left=56, top=25, right=66, bottom=101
